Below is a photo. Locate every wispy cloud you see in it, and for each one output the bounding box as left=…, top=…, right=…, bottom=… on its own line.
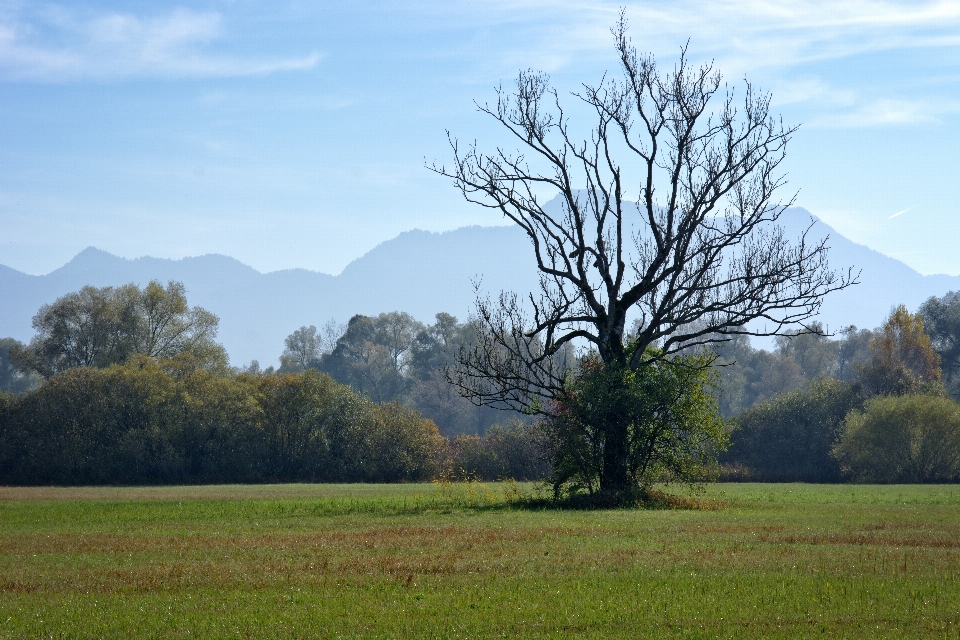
left=425, top=0, right=960, bottom=69
left=507, top=1, right=960, bottom=131
left=768, top=77, right=857, bottom=108
left=623, top=0, right=960, bottom=68
left=0, top=7, right=320, bottom=81
left=887, top=204, right=918, bottom=219
left=393, top=0, right=960, bottom=130
left=810, top=97, right=960, bottom=128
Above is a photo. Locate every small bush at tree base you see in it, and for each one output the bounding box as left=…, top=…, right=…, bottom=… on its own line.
left=543, top=350, right=729, bottom=501
left=833, top=393, right=960, bottom=483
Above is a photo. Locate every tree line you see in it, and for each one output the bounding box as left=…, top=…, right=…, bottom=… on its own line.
left=724, top=303, right=960, bottom=483
left=274, top=312, right=511, bottom=437
left=0, top=282, right=545, bottom=485
left=3, top=280, right=960, bottom=486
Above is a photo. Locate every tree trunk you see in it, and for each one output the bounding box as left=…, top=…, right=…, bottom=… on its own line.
left=600, top=419, right=631, bottom=494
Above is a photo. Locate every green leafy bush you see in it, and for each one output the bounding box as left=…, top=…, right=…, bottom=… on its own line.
left=450, top=419, right=549, bottom=481
left=0, top=362, right=445, bottom=485
left=543, top=351, right=729, bottom=499
left=833, top=393, right=960, bottom=483
left=726, top=379, right=863, bottom=482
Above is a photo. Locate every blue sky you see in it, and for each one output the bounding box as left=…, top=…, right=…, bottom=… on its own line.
left=2, top=0, right=959, bottom=276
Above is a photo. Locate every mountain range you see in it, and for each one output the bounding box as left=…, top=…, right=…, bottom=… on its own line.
left=1, top=207, right=955, bottom=366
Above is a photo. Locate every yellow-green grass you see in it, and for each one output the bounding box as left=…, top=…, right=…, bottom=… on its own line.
left=1, top=483, right=959, bottom=638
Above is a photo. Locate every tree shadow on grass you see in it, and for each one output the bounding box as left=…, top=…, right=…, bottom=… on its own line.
left=507, top=485, right=727, bottom=512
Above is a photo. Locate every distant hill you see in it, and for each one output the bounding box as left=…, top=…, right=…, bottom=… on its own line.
left=776, top=208, right=959, bottom=336
left=2, top=206, right=957, bottom=366
left=0, top=226, right=539, bottom=366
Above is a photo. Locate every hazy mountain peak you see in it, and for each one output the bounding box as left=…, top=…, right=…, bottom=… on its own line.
left=61, top=246, right=118, bottom=268
left=1, top=214, right=957, bottom=365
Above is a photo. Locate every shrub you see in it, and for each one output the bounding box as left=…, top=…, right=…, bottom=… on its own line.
left=450, top=419, right=549, bottom=481
left=0, top=363, right=445, bottom=485
left=726, top=379, right=863, bottom=482
left=543, top=351, right=729, bottom=499
left=366, top=402, right=446, bottom=482
left=833, top=393, right=960, bottom=483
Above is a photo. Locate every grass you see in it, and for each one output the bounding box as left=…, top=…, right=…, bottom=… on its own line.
left=1, top=482, right=959, bottom=638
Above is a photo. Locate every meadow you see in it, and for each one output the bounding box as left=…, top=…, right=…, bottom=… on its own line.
left=1, top=482, right=958, bottom=638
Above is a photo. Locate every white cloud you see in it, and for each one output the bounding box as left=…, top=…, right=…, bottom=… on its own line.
left=443, top=0, right=960, bottom=73
left=624, top=0, right=960, bottom=66
left=811, top=98, right=957, bottom=128
left=397, top=0, right=960, bottom=123
left=494, top=1, right=960, bottom=131
left=9, top=1, right=955, bottom=83
left=0, top=7, right=320, bottom=81
left=768, top=77, right=857, bottom=108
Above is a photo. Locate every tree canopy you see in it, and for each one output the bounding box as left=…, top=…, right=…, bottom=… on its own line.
left=432, top=13, right=853, bottom=496
left=857, top=305, right=941, bottom=397
left=12, top=281, right=226, bottom=377
left=919, top=290, right=960, bottom=392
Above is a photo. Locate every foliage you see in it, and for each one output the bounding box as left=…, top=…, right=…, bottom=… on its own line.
left=543, top=350, right=729, bottom=499
left=434, top=14, right=852, bottom=494
left=835, top=325, right=875, bottom=382
left=408, top=312, right=464, bottom=380
left=773, top=322, right=839, bottom=380
left=833, top=393, right=960, bottom=483
left=711, top=334, right=806, bottom=416
left=449, top=419, right=550, bottom=481
left=12, top=281, right=227, bottom=378
left=857, top=304, right=941, bottom=397
left=285, top=313, right=505, bottom=436
left=707, top=323, right=872, bottom=417
left=319, top=312, right=424, bottom=403
left=407, top=313, right=503, bottom=435
left=0, top=363, right=444, bottom=485
left=406, top=375, right=489, bottom=436
left=0, top=337, right=38, bottom=394
left=279, top=325, right=323, bottom=371
left=919, top=290, right=960, bottom=392
left=279, top=320, right=345, bottom=373
left=365, top=402, right=448, bottom=482
left=726, top=378, right=864, bottom=482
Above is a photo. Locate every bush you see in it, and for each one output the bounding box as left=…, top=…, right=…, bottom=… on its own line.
left=543, top=351, right=729, bottom=499
left=0, top=362, right=445, bottom=485
left=833, top=393, right=960, bottom=483
left=726, top=379, right=863, bottom=482
left=365, top=402, right=447, bottom=482
left=450, top=419, right=549, bottom=481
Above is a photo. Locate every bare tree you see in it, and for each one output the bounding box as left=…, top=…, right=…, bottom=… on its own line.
left=319, top=319, right=347, bottom=356
left=431, top=14, right=854, bottom=494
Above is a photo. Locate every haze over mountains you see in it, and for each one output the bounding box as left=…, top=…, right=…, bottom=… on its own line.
left=1, top=207, right=954, bottom=366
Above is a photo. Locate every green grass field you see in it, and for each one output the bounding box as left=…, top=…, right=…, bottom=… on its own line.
left=1, top=482, right=959, bottom=638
